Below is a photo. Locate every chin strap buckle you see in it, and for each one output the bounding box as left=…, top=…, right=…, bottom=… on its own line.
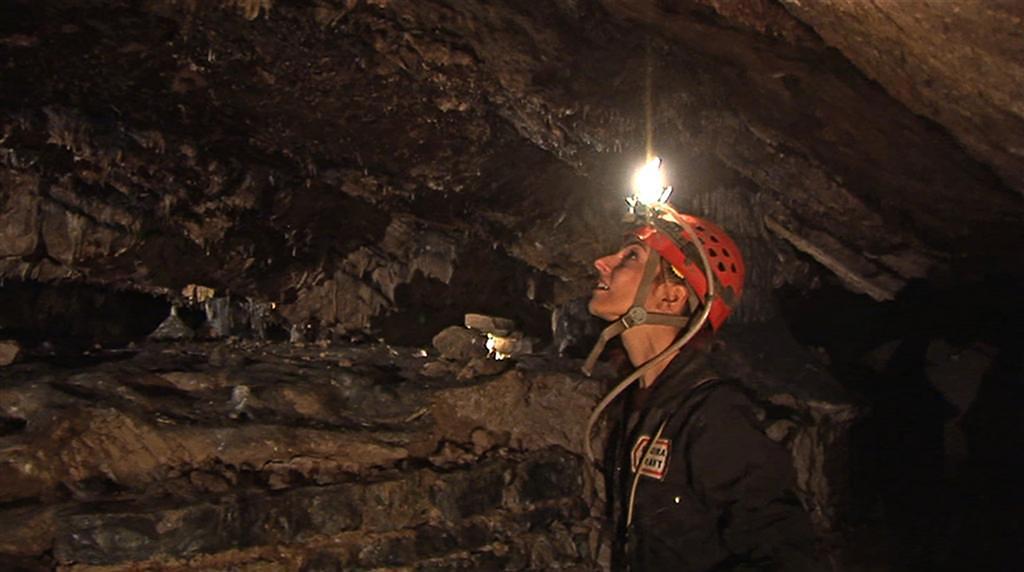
left=622, top=306, right=648, bottom=327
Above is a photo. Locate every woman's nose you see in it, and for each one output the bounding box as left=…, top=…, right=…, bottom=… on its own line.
left=594, top=254, right=614, bottom=273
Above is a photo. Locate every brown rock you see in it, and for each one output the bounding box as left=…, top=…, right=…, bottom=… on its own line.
left=0, top=506, right=57, bottom=557
left=430, top=369, right=605, bottom=456
left=456, top=356, right=509, bottom=381
left=464, top=313, right=517, bottom=336
left=432, top=326, right=488, bottom=362
left=0, top=340, right=21, bottom=366
left=469, top=427, right=509, bottom=455
left=0, top=174, right=41, bottom=259
left=0, top=406, right=410, bottom=503
left=279, top=270, right=390, bottom=335
left=420, top=359, right=457, bottom=378
left=777, top=0, right=1024, bottom=194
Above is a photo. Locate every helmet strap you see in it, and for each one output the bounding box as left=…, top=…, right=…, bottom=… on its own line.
left=581, top=250, right=691, bottom=376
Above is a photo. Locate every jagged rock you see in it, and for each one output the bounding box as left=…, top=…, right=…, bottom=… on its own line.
left=0, top=340, right=21, bottom=366
left=203, top=297, right=233, bottom=338
left=464, top=313, right=517, bottom=336
left=371, top=215, right=458, bottom=302
left=0, top=506, right=56, bottom=558
left=428, top=441, right=479, bottom=467
left=280, top=270, right=390, bottom=336
left=430, top=368, right=606, bottom=456
left=0, top=337, right=858, bottom=568
left=182, top=283, right=216, bottom=303
left=432, top=326, right=489, bottom=362
left=765, top=215, right=905, bottom=302
left=485, top=332, right=535, bottom=360
left=148, top=307, right=194, bottom=341
left=0, top=341, right=597, bottom=499
left=0, top=405, right=410, bottom=504
left=2, top=0, right=1019, bottom=336
left=48, top=450, right=584, bottom=567
left=0, top=174, right=40, bottom=259
left=470, top=427, right=509, bottom=455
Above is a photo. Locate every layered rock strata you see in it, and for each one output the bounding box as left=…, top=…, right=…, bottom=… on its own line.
left=0, top=338, right=852, bottom=570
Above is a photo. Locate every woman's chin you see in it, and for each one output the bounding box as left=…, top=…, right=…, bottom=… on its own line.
left=587, top=300, right=619, bottom=322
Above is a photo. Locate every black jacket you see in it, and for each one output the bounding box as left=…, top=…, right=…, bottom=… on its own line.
left=605, top=341, right=819, bottom=571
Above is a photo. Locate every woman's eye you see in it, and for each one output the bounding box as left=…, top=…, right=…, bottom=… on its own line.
left=625, top=250, right=640, bottom=261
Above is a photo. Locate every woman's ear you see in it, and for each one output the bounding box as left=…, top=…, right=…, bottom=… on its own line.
left=653, top=281, right=689, bottom=315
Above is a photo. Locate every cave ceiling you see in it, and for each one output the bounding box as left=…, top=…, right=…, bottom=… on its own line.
left=1, top=0, right=1022, bottom=342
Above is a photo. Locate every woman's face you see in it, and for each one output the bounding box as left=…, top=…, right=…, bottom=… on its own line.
left=588, top=242, right=651, bottom=321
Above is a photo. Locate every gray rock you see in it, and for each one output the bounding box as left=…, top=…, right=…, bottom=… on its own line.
left=204, top=297, right=233, bottom=338
left=54, top=503, right=234, bottom=565
left=148, top=307, right=194, bottom=341
left=49, top=449, right=584, bottom=567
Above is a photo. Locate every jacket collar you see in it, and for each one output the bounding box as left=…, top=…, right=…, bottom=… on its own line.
left=641, top=330, right=721, bottom=407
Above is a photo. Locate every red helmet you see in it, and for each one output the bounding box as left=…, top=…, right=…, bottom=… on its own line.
left=629, top=209, right=745, bottom=330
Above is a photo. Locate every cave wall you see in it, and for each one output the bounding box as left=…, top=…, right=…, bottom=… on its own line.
left=0, top=341, right=605, bottom=569
left=2, top=0, right=1023, bottom=570
left=4, top=0, right=1020, bottom=329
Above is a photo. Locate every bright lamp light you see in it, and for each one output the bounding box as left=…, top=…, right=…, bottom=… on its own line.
left=631, top=157, right=673, bottom=206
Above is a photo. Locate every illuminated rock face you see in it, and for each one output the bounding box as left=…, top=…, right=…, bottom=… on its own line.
left=0, top=342, right=604, bottom=568
left=0, top=338, right=856, bottom=569
left=0, top=1, right=1022, bottom=570
left=2, top=0, right=1020, bottom=324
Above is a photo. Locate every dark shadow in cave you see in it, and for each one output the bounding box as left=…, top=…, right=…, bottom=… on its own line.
left=0, top=281, right=169, bottom=351
left=956, top=335, right=1024, bottom=568
left=371, top=244, right=556, bottom=348
left=779, top=270, right=1024, bottom=570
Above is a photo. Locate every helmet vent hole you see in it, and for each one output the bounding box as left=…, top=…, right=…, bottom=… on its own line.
left=717, top=261, right=726, bottom=272
left=708, top=248, right=718, bottom=257
left=722, top=248, right=731, bottom=258
left=730, top=263, right=737, bottom=273
left=710, top=235, right=720, bottom=243
left=696, top=225, right=705, bottom=232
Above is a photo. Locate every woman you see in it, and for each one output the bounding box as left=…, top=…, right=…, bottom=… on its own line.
left=584, top=204, right=818, bottom=571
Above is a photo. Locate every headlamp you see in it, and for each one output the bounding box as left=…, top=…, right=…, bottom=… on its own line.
left=627, top=156, right=673, bottom=215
